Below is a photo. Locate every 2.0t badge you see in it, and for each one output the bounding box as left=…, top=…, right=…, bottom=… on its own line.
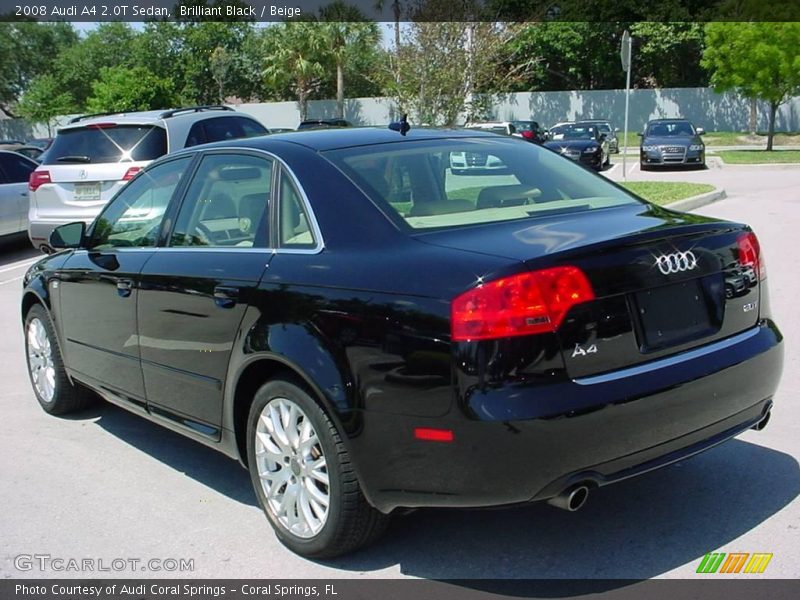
left=656, top=250, right=697, bottom=275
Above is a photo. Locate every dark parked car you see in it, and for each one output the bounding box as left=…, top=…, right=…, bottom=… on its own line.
left=22, top=128, right=783, bottom=558
left=640, top=118, right=706, bottom=169
left=297, top=119, right=352, bottom=130
left=543, top=123, right=609, bottom=170
left=578, top=119, right=619, bottom=153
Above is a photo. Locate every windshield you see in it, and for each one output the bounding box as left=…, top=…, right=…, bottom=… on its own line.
left=563, top=125, right=597, bottom=140
left=512, top=121, right=539, bottom=132
left=646, top=121, right=696, bottom=137
left=325, top=137, right=641, bottom=231
left=42, top=125, right=167, bottom=164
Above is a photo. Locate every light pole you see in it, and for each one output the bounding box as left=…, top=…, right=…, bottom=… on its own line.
left=621, top=30, right=632, bottom=180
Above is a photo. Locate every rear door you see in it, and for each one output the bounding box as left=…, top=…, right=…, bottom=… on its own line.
left=56, top=155, right=193, bottom=404
left=137, top=151, right=274, bottom=434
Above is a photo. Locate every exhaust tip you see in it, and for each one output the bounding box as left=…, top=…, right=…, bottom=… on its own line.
left=547, top=484, right=590, bottom=512
left=753, top=411, right=771, bottom=431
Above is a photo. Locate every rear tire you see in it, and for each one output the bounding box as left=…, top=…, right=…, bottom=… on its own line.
left=246, top=377, right=388, bottom=558
left=24, top=304, right=94, bottom=415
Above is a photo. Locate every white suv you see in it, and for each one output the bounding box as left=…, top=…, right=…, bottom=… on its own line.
left=28, top=105, right=269, bottom=251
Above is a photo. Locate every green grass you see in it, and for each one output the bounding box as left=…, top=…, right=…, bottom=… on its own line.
left=621, top=182, right=715, bottom=205
left=703, top=131, right=800, bottom=146
left=716, top=150, right=800, bottom=164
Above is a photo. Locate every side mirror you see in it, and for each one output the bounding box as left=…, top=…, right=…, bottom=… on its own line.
left=49, top=221, right=86, bottom=250
left=615, top=127, right=620, bottom=133
left=696, top=127, right=705, bottom=135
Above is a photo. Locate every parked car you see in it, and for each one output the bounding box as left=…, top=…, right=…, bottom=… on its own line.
left=27, top=105, right=269, bottom=252
left=639, top=118, right=705, bottom=170
left=0, top=143, right=44, bottom=162
left=297, top=119, right=352, bottom=130
left=578, top=119, right=619, bottom=153
left=543, top=122, right=609, bottom=170
left=465, top=120, right=546, bottom=144
left=23, top=127, right=782, bottom=559
left=0, top=151, right=37, bottom=240
left=25, top=138, right=53, bottom=151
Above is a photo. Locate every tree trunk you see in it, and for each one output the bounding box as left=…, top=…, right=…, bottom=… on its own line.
left=766, top=101, right=778, bottom=151
left=299, top=90, right=308, bottom=122
left=749, top=98, right=757, bottom=135
left=336, top=61, right=344, bottom=119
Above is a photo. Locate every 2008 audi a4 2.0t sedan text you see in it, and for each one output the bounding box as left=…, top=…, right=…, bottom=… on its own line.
left=20, top=126, right=784, bottom=558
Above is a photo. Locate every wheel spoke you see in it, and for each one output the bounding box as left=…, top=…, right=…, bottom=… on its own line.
left=304, top=477, right=329, bottom=507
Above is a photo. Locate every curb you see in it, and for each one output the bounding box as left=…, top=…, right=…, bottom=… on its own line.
left=667, top=188, right=727, bottom=212
left=714, top=156, right=800, bottom=168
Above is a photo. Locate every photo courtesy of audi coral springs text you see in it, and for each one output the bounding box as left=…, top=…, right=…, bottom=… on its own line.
left=21, top=126, right=784, bottom=558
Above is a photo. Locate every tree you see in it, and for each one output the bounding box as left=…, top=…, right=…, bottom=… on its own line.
left=210, top=46, right=233, bottom=103
left=387, top=21, right=519, bottom=126
left=52, top=23, right=138, bottom=109
left=259, top=22, right=328, bottom=120
left=15, top=75, right=77, bottom=135
left=0, top=21, right=77, bottom=117
left=86, top=66, right=176, bottom=113
left=319, top=2, right=381, bottom=118
left=702, top=22, right=800, bottom=150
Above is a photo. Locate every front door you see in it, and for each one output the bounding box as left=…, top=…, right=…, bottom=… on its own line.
left=137, top=151, right=274, bottom=433
left=57, top=156, right=193, bottom=403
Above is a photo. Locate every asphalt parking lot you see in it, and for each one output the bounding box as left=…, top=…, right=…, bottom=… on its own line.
left=1, top=163, right=798, bottom=581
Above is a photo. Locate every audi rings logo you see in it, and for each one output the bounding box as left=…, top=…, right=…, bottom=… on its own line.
left=656, top=251, right=698, bottom=275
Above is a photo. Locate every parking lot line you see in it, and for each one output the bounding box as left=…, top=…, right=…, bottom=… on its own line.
left=0, top=275, right=23, bottom=286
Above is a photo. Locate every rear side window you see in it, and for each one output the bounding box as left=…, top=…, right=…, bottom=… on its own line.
left=186, top=117, right=268, bottom=148
left=326, top=138, right=641, bottom=231
left=170, top=153, right=273, bottom=248
left=42, top=125, right=167, bottom=165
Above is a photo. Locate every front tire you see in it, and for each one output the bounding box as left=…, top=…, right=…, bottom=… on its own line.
left=246, top=378, right=388, bottom=558
left=24, top=304, right=93, bottom=415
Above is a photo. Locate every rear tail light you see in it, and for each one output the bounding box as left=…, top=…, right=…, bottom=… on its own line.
left=86, top=122, right=117, bottom=129
left=521, top=130, right=535, bottom=140
left=122, top=167, right=141, bottom=181
left=451, top=266, right=595, bottom=341
left=414, top=427, right=454, bottom=442
left=28, top=170, right=51, bottom=192
left=738, top=231, right=766, bottom=281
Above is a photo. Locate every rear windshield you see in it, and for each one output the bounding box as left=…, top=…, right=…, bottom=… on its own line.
left=325, top=137, right=641, bottom=231
left=42, top=125, right=167, bottom=165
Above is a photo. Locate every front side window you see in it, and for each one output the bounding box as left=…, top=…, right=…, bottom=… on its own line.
left=0, top=153, right=37, bottom=182
left=171, top=153, right=272, bottom=248
left=90, top=156, right=192, bottom=250
left=326, top=138, right=641, bottom=231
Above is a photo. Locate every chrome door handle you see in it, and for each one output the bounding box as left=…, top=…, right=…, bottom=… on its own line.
left=213, top=285, right=239, bottom=308
left=116, top=280, right=132, bottom=298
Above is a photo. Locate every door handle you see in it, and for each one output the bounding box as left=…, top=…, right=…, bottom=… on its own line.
left=213, top=285, right=239, bottom=309
left=116, top=279, right=133, bottom=298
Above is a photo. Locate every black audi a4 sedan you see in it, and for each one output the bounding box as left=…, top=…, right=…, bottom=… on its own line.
left=22, top=127, right=783, bottom=558
left=543, top=123, right=609, bottom=170
left=640, top=118, right=706, bottom=169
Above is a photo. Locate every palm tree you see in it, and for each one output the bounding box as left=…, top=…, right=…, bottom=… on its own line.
left=320, top=2, right=380, bottom=119
left=260, top=22, right=327, bottom=121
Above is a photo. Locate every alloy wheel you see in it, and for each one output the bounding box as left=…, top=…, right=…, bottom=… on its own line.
left=27, top=317, right=56, bottom=403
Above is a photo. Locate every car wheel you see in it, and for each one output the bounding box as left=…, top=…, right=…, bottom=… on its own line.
left=247, top=377, right=389, bottom=558
left=25, top=304, right=94, bottom=415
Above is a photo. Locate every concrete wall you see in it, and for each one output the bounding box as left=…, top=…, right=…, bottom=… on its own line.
left=3, top=87, right=799, bottom=139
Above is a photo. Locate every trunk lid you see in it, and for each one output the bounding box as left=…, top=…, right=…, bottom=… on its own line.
left=417, top=204, right=761, bottom=377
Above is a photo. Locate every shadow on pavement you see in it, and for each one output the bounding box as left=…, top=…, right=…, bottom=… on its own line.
left=0, top=236, right=39, bottom=265
left=81, top=402, right=798, bottom=588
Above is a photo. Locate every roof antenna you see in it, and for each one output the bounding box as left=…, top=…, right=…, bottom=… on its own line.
left=389, top=114, right=411, bottom=136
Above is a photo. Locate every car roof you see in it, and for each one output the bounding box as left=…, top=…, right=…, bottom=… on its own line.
left=59, top=106, right=243, bottom=131
left=647, top=118, right=691, bottom=123
left=177, top=126, right=507, bottom=153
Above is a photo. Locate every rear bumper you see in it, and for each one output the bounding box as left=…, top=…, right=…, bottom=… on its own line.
left=356, top=320, right=783, bottom=513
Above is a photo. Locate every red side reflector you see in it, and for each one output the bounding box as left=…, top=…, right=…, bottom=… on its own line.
left=414, top=427, right=454, bottom=442
left=122, top=167, right=141, bottom=181
left=28, top=170, right=51, bottom=192
left=451, top=266, right=595, bottom=342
